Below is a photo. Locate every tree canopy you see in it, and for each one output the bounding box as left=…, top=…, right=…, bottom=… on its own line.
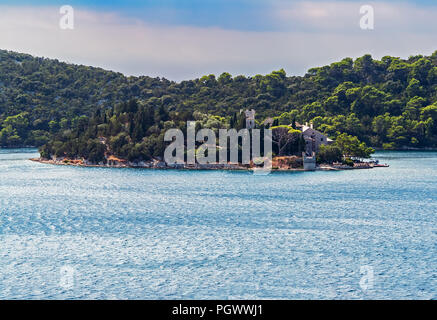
left=0, top=49, right=436, bottom=152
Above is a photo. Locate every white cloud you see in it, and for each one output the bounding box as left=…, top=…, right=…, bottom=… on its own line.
left=273, top=1, right=437, bottom=32
left=0, top=3, right=435, bottom=81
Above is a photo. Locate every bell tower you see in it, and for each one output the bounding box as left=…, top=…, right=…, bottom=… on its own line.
left=245, top=109, right=256, bottom=129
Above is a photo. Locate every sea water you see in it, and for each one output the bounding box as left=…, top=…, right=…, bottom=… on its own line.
left=0, top=149, right=435, bottom=299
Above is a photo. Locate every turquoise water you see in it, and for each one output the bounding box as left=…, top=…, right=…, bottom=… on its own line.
left=0, top=148, right=436, bottom=299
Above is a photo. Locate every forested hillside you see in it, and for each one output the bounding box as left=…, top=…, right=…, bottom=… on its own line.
left=1, top=49, right=436, bottom=150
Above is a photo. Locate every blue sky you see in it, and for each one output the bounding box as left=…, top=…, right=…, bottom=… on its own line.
left=0, top=1, right=436, bottom=80
left=4, top=0, right=437, bottom=30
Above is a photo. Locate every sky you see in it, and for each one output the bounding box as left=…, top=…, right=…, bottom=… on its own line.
left=0, top=0, right=436, bottom=81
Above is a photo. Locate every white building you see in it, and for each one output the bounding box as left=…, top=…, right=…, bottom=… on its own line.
left=300, top=122, right=333, bottom=155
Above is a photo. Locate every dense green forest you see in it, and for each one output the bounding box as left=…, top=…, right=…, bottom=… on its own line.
left=39, top=98, right=375, bottom=164
left=1, top=49, right=436, bottom=156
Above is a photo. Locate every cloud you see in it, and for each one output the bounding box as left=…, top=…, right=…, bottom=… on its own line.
left=273, top=1, right=437, bottom=33
left=0, top=3, right=436, bottom=81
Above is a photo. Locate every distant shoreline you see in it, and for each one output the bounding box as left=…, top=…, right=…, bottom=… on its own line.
left=372, top=147, right=437, bottom=151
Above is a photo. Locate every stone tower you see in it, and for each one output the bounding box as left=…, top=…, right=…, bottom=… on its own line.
left=245, top=109, right=256, bottom=129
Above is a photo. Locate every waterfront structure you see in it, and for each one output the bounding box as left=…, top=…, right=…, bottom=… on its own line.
left=302, top=152, right=316, bottom=171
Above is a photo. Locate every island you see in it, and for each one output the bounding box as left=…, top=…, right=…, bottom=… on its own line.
left=0, top=49, right=435, bottom=168
left=33, top=106, right=383, bottom=172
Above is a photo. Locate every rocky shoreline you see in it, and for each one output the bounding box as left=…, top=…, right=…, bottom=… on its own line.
left=29, top=157, right=383, bottom=172
left=30, top=158, right=249, bottom=170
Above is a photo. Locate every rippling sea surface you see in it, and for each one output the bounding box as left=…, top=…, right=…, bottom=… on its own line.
left=0, top=149, right=436, bottom=299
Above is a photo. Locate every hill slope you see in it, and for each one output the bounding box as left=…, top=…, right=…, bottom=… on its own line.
left=0, top=49, right=436, bottom=150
